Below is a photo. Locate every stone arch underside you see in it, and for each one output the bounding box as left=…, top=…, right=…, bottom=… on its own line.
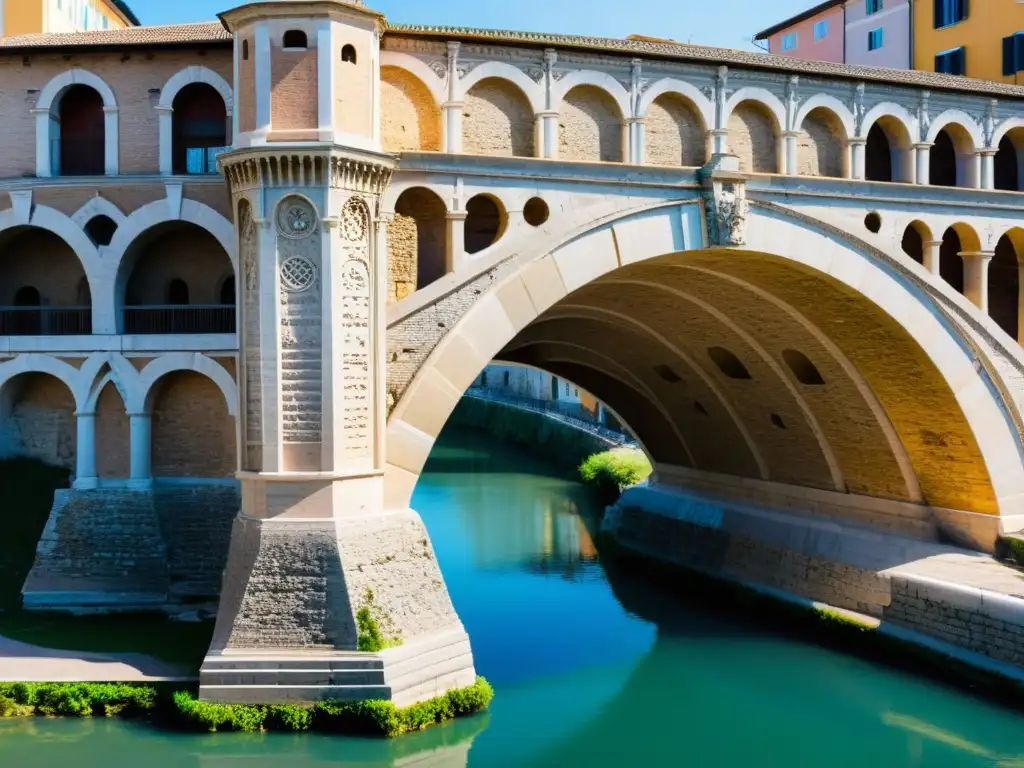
left=385, top=208, right=1024, bottom=547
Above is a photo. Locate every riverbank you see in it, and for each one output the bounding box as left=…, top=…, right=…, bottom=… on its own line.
left=602, top=483, right=1024, bottom=709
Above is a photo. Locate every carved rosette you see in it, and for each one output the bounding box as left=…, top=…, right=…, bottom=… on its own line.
left=276, top=195, right=324, bottom=468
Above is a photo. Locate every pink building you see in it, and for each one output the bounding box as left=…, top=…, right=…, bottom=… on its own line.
left=755, top=0, right=912, bottom=70
left=755, top=0, right=845, bottom=62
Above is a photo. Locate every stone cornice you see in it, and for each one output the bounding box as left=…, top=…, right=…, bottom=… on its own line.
left=221, top=144, right=396, bottom=196
left=219, top=0, right=385, bottom=33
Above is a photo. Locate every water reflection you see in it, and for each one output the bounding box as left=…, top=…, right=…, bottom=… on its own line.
left=4, top=425, right=1024, bottom=767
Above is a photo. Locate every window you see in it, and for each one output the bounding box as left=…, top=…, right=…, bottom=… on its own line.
left=283, top=30, right=307, bottom=50
left=813, top=19, right=828, bottom=41
left=167, top=279, right=190, bottom=306
left=341, top=44, right=357, bottom=64
left=242, top=40, right=250, bottom=61
left=1003, top=32, right=1024, bottom=76
left=866, top=0, right=883, bottom=13
left=868, top=28, right=883, bottom=51
left=564, top=382, right=570, bottom=396
left=781, top=32, right=797, bottom=51
left=935, top=46, right=966, bottom=75
left=934, top=0, right=967, bottom=29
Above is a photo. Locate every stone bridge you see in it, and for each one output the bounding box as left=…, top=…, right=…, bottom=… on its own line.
left=3, top=0, right=1024, bottom=707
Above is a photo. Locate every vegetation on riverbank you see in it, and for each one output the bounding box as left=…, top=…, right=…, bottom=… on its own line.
left=0, top=458, right=213, bottom=667
left=579, top=448, right=652, bottom=501
left=0, top=677, right=494, bottom=738
left=356, top=588, right=403, bottom=652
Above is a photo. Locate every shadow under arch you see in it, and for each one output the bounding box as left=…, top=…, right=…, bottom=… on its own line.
left=387, top=206, right=1024, bottom=547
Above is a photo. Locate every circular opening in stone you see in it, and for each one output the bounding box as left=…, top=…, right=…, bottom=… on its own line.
left=865, top=211, right=882, bottom=233
left=523, top=197, right=550, bottom=227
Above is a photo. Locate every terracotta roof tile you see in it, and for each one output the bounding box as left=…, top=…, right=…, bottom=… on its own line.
left=0, top=21, right=229, bottom=49
left=388, top=24, right=1024, bottom=99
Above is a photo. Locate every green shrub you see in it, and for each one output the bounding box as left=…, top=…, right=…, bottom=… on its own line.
left=266, top=704, right=313, bottom=731
left=0, top=697, right=33, bottom=717
left=356, top=589, right=402, bottom=652
left=0, top=683, right=158, bottom=718
left=996, top=535, right=1024, bottom=567
left=579, top=448, right=651, bottom=500
left=316, top=698, right=402, bottom=736
left=172, top=690, right=266, bottom=732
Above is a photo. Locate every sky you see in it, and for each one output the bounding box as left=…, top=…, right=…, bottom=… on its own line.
left=128, top=0, right=820, bottom=53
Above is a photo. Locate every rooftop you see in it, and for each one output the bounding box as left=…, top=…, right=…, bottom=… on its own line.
left=110, top=0, right=142, bottom=26
left=752, top=0, right=843, bottom=41
left=0, top=14, right=1021, bottom=99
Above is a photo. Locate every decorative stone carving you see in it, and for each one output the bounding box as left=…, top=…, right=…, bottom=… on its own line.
left=339, top=196, right=373, bottom=462
left=699, top=155, right=748, bottom=247
left=276, top=196, right=316, bottom=239
left=428, top=59, right=447, bottom=79
left=851, top=82, right=866, bottom=134
left=239, top=199, right=262, bottom=471
left=281, top=255, right=317, bottom=292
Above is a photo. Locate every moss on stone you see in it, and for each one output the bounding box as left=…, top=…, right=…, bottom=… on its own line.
left=356, top=588, right=403, bottom=652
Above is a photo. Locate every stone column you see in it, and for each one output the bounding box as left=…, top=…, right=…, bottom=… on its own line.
left=128, top=413, right=152, bottom=488
left=73, top=412, right=98, bottom=490
left=914, top=142, right=932, bottom=186
left=535, top=111, right=559, bottom=159
left=446, top=210, right=468, bottom=272
left=849, top=137, right=866, bottom=180
left=627, top=118, right=646, bottom=164
left=782, top=131, right=799, bottom=175
left=979, top=149, right=997, bottom=190
left=923, top=239, right=943, bottom=276
left=710, top=128, right=729, bottom=156
left=962, top=250, right=995, bottom=313
left=441, top=102, right=464, bottom=153
left=103, top=105, right=119, bottom=176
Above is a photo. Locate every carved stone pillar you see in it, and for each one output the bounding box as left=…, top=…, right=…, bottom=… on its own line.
left=205, top=147, right=476, bottom=706
left=699, top=154, right=748, bottom=247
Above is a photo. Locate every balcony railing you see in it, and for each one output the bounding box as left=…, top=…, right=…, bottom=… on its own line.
left=123, top=305, right=236, bottom=335
left=0, top=307, right=91, bottom=336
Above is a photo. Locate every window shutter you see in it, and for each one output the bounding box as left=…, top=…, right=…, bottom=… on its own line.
left=961, top=0, right=968, bottom=21
left=934, top=0, right=943, bottom=28
left=1005, top=36, right=1016, bottom=76
left=1015, top=33, right=1024, bottom=74
left=955, top=47, right=966, bottom=75
left=935, top=52, right=946, bottom=74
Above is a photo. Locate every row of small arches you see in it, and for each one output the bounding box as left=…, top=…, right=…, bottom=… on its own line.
left=382, top=65, right=1024, bottom=189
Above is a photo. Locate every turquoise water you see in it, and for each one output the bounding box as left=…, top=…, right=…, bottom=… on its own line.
left=3, top=426, right=1024, bottom=766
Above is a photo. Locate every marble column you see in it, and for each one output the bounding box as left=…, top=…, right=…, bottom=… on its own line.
left=922, top=239, right=943, bottom=276
left=73, top=412, right=98, bottom=490
left=848, top=137, right=866, bottom=180
left=914, top=142, right=932, bottom=186
left=128, top=413, right=152, bottom=488
left=962, top=250, right=995, bottom=313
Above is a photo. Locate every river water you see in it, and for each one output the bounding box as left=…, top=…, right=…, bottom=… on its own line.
left=3, top=426, right=1024, bottom=766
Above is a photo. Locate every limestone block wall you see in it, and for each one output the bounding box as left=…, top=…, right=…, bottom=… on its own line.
left=381, top=65, right=441, bottom=152
left=646, top=94, right=707, bottom=167
left=797, top=109, right=845, bottom=178
left=559, top=85, right=622, bottom=163
left=463, top=78, right=534, bottom=158
left=727, top=101, right=778, bottom=173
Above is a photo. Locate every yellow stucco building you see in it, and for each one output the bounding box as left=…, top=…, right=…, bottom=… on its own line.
left=2, top=0, right=137, bottom=38
left=914, top=0, right=1024, bottom=83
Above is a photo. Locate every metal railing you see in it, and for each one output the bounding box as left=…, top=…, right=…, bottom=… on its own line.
left=123, top=305, right=236, bottom=335
left=466, top=386, right=636, bottom=446
left=0, top=306, right=91, bottom=335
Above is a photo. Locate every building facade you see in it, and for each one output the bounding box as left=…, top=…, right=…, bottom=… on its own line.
left=913, top=0, right=1024, bottom=83
left=2, top=0, right=1024, bottom=705
left=1, top=0, right=138, bottom=37
left=756, top=1, right=845, bottom=63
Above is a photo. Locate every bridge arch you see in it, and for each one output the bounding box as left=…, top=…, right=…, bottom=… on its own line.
left=387, top=204, right=1024, bottom=548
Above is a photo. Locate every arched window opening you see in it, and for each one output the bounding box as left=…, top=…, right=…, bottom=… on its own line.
left=864, top=212, right=881, bottom=233
left=464, top=77, right=534, bottom=158
left=930, top=130, right=958, bottom=187
left=708, top=346, right=752, bottom=380
left=939, top=228, right=965, bottom=294
left=121, top=221, right=235, bottom=334
left=283, top=30, right=307, bottom=50
left=1, top=372, right=78, bottom=470
left=865, top=123, right=892, bottom=182
left=797, top=107, right=845, bottom=178
left=57, top=85, right=105, bottom=176
left=782, top=349, right=825, bottom=385
left=901, top=223, right=924, bottom=265
left=167, top=279, right=190, bottom=305
left=84, top=214, right=117, bottom=246
left=726, top=100, right=778, bottom=174
left=550, top=376, right=559, bottom=400
left=219, top=276, right=236, bottom=306
left=559, top=85, right=622, bottom=163
left=390, top=187, right=446, bottom=296
left=172, top=83, right=228, bottom=174
left=465, top=195, right=505, bottom=255
left=0, top=227, right=90, bottom=335
left=990, top=233, right=1021, bottom=341
left=995, top=133, right=1022, bottom=192
left=341, top=44, right=357, bottom=64
left=646, top=93, right=706, bottom=167
left=242, top=40, right=250, bottom=61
